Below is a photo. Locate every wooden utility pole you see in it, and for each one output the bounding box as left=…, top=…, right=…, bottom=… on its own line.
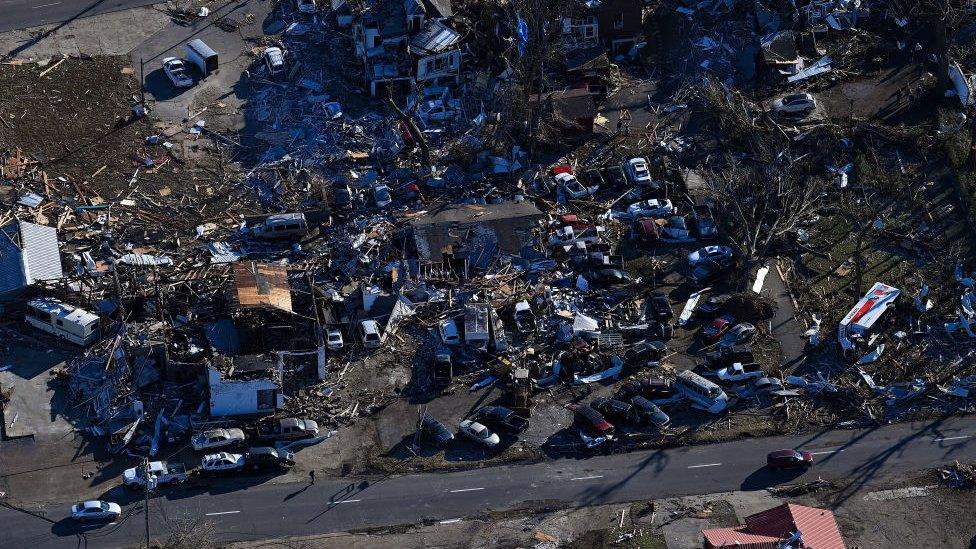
left=144, top=456, right=151, bottom=548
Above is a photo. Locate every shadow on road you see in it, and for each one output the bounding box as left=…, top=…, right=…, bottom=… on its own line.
left=739, top=466, right=806, bottom=491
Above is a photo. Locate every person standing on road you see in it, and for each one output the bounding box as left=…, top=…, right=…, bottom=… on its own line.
left=309, top=469, right=316, bottom=485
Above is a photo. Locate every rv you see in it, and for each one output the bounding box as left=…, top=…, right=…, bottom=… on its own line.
left=488, top=306, right=510, bottom=353
left=25, top=298, right=100, bottom=346
left=251, top=213, right=309, bottom=240
left=185, top=39, right=219, bottom=76
left=464, top=303, right=490, bottom=349
left=674, top=370, right=728, bottom=414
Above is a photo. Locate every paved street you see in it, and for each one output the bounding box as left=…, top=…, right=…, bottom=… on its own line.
left=1, top=415, right=973, bottom=548
left=0, top=0, right=162, bottom=34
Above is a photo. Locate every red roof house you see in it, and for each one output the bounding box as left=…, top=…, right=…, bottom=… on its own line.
left=702, top=503, right=846, bottom=549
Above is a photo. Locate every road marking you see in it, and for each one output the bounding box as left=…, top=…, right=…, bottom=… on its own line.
left=330, top=499, right=361, bottom=504
left=935, top=435, right=970, bottom=442
left=205, top=510, right=240, bottom=516
left=449, top=487, right=484, bottom=493
left=687, top=463, right=722, bottom=469
left=32, top=2, right=61, bottom=7
left=808, top=450, right=842, bottom=455
left=439, top=518, right=462, bottom=524
left=571, top=475, right=604, bottom=481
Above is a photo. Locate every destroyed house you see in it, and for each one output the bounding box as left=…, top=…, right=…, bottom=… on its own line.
left=352, top=0, right=461, bottom=96
left=703, top=503, right=846, bottom=549
left=528, top=88, right=597, bottom=135
left=207, top=367, right=283, bottom=417
left=409, top=201, right=544, bottom=271
left=230, top=262, right=312, bottom=353
left=0, top=220, right=63, bottom=297
left=563, top=0, right=645, bottom=55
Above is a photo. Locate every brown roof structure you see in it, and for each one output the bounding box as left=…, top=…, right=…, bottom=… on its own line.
left=232, top=261, right=293, bottom=313
left=703, top=503, right=846, bottom=549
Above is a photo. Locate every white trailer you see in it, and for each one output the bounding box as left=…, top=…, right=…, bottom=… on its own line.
left=25, top=298, right=100, bottom=346
left=838, top=282, right=900, bottom=350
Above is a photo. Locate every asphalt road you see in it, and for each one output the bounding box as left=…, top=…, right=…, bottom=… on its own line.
left=0, top=0, right=162, bottom=34
left=2, top=415, right=974, bottom=547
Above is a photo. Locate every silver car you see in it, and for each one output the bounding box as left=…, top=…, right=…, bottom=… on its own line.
left=191, top=428, right=245, bottom=451
left=772, top=93, right=815, bottom=115
left=458, top=419, right=500, bottom=447
left=162, top=57, right=193, bottom=88
left=71, top=500, right=121, bottom=522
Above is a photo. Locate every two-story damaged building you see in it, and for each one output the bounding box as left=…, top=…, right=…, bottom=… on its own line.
left=562, top=0, right=646, bottom=56
left=352, top=0, right=461, bottom=96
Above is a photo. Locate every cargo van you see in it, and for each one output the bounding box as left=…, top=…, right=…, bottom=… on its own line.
left=358, top=320, right=382, bottom=349
left=25, top=298, right=100, bottom=346
left=185, top=39, right=219, bottom=76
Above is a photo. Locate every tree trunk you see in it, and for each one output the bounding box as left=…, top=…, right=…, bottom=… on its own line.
left=386, top=96, right=431, bottom=167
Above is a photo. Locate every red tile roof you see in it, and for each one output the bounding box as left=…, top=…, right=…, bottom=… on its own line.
left=703, top=503, right=846, bottom=549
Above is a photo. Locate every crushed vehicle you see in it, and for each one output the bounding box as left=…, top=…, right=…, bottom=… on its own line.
left=566, top=403, right=615, bottom=438
left=191, top=428, right=246, bottom=451
left=720, top=323, right=757, bottom=348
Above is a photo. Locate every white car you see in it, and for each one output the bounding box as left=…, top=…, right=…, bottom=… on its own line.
left=555, top=172, right=593, bottom=199
left=201, top=452, right=245, bottom=474
left=295, top=0, right=317, bottom=13
left=627, top=199, right=675, bottom=219
left=191, top=428, right=245, bottom=451
left=71, top=500, right=121, bottom=522
left=625, top=157, right=652, bottom=185
left=162, top=57, right=193, bottom=88
left=772, top=93, right=816, bottom=115
left=438, top=319, right=460, bottom=346
left=327, top=328, right=344, bottom=351
left=458, top=419, right=500, bottom=447
left=688, top=245, right=733, bottom=266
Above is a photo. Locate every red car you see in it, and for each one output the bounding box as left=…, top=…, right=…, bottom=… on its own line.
left=766, top=449, right=814, bottom=469
left=702, top=314, right=735, bottom=343
left=565, top=403, right=614, bottom=438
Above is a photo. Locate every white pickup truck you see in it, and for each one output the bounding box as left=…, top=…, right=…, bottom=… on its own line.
left=122, top=461, right=188, bottom=488
left=716, top=362, right=764, bottom=383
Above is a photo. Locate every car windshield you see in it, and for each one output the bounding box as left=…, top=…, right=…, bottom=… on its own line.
left=794, top=451, right=803, bottom=460
left=474, top=425, right=489, bottom=438
left=100, top=502, right=110, bottom=510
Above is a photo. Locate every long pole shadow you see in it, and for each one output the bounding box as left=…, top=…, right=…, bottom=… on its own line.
left=6, top=0, right=111, bottom=58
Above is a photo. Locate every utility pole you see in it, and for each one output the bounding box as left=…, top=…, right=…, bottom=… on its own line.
left=144, top=455, right=151, bottom=549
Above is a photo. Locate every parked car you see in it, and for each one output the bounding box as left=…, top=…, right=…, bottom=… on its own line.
left=295, top=0, right=317, bottom=13
left=625, top=157, right=653, bottom=185
left=565, top=403, right=615, bottom=438
left=688, top=245, right=733, bottom=267
left=122, top=461, right=188, bottom=488
left=359, top=319, right=382, bottom=348
left=703, top=314, right=736, bottom=343
left=591, top=397, right=634, bottom=422
left=692, top=203, right=717, bottom=239
left=720, top=323, right=756, bottom=348
left=263, top=46, right=286, bottom=78
left=716, top=362, right=764, bottom=382
left=191, top=428, right=245, bottom=451
left=438, top=318, right=461, bottom=345
left=556, top=172, right=593, bottom=199
left=647, top=291, right=674, bottom=322
left=772, top=93, right=816, bottom=115
left=586, top=268, right=632, bottom=288
left=420, top=413, right=455, bottom=446
left=201, top=452, right=245, bottom=475
left=244, top=447, right=295, bottom=470
left=629, top=396, right=670, bottom=428
left=372, top=184, right=392, bottom=208
left=626, top=339, right=667, bottom=363
left=473, top=405, right=529, bottom=434
left=162, top=57, right=193, bottom=88
left=257, top=418, right=319, bottom=441
left=699, top=344, right=754, bottom=369
left=619, top=377, right=673, bottom=400
left=689, top=256, right=734, bottom=287
left=433, top=350, right=453, bottom=387
left=627, top=199, right=675, bottom=219
left=326, top=328, right=344, bottom=351
left=71, top=500, right=121, bottom=522
left=766, top=449, right=814, bottom=469
left=458, top=419, right=500, bottom=447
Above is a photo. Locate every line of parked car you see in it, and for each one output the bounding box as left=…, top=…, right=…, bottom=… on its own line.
left=419, top=405, right=529, bottom=449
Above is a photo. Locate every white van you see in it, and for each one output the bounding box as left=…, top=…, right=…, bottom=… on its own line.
left=185, top=39, right=219, bottom=76
left=674, top=370, right=728, bottom=414
left=25, top=298, right=100, bottom=346
left=358, top=320, right=382, bottom=349
left=251, top=213, right=308, bottom=239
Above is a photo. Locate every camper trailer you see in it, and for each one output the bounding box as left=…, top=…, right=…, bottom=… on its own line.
left=25, top=298, right=100, bottom=346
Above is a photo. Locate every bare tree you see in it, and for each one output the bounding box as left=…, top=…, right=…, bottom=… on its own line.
left=154, top=515, right=218, bottom=549
left=911, top=0, right=976, bottom=92
left=704, top=156, right=828, bottom=288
